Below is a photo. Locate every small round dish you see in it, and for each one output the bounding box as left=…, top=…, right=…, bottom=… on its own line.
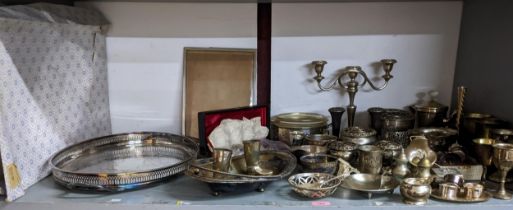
left=300, top=154, right=339, bottom=174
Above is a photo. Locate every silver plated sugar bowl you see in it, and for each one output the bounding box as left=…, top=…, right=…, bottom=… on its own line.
left=328, top=141, right=358, bottom=165
left=341, top=126, right=377, bottom=145
left=400, top=177, right=432, bottom=205
left=410, top=91, right=448, bottom=128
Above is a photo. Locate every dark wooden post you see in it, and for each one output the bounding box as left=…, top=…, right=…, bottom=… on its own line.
left=257, top=3, right=271, bottom=107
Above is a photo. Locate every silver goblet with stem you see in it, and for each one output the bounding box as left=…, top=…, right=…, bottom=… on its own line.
left=492, top=143, right=513, bottom=200
left=473, top=138, right=495, bottom=184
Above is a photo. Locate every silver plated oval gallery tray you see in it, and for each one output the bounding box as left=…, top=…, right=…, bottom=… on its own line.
left=50, top=132, right=198, bottom=192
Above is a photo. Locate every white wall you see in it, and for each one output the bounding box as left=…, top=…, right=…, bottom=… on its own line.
left=77, top=1, right=462, bottom=134
left=76, top=2, right=257, bottom=134
left=106, top=38, right=256, bottom=134
left=77, top=2, right=257, bottom=37
left=271, top=2, right=462, bottom=128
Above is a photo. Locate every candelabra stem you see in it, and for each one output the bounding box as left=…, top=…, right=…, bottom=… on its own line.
left=342, top=67, right=360, bottom=127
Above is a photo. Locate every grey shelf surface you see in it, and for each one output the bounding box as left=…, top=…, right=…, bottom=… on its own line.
left=1, top=175, right=513, bottom=210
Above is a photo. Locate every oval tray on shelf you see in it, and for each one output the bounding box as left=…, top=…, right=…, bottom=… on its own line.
left=430, top=189, right=492, bottom=203
left=49, top=132, right=198, bottom=192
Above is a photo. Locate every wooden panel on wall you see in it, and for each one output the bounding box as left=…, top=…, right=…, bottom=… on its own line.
left=452, top=0, right=513, bottom=123
left=184, top=48, right=256, bottom=138
left=257, top=3, right=271, bottom=107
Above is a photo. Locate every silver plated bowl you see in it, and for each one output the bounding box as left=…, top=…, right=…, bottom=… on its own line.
left=328, top=141, right=358, bottom=164
left=340, top=173, right=399, bottom=198
left=341, top=126, right=377, bottom=145
left=409, top=127, right=458, bottom=152
left=300, top=154, right=339, bottom=174
left=304, top=134, right=337, bottom=146
left=288, top=173, right=342, bottom=199
left=50, top=132, right=198, bottom=192
left=291, top=145, right=328, bottom=159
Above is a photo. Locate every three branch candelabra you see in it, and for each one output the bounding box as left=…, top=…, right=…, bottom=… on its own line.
left=311, top=59, right=397, bottom=127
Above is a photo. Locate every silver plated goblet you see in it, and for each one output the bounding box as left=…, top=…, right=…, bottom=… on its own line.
left=492, top=143, right=513, bottom=200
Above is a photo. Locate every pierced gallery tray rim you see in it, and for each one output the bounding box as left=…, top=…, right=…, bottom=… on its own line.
left=49, top=132, right=198, bottom=192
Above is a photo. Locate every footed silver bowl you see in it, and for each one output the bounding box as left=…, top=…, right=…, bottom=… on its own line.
left=288, top=173, right=342, bottom=199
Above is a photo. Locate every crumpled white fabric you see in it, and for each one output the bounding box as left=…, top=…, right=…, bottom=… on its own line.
left=208, top=117, right=269, bottom=151
left=0, top=4, right=110, bottom=201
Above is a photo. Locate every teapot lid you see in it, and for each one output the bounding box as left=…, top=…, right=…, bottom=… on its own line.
left=412, top=91, right=448, bottom=113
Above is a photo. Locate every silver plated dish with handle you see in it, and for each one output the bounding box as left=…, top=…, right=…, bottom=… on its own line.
left=186, top=151, right=296, bottom=183
left=186, top=151, right=296, bottom=195
left=340, top=173, right=399, bottom=198
left=49, top=132, right=198, bottom=192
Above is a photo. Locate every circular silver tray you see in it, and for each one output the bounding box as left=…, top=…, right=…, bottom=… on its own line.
left=50, top=132, right=198, bottom=192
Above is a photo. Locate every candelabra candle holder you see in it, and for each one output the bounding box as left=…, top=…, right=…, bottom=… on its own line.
left=312, top=59, right=397, bottom=128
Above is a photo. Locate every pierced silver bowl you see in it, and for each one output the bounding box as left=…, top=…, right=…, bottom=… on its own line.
left=288, top=173, right=342, bottom=199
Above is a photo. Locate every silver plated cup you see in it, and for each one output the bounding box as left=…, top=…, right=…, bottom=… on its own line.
left=438, top=183, right=459, bottom=200
left=357, top=145, right=383, bottom=175
left=443, top=174, right=465, bottom=187
left=212, top=148, right=232, bottom=178
left=463, top=183, right=484, bottom=199
left=243, top=139, right=273, bottom=175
